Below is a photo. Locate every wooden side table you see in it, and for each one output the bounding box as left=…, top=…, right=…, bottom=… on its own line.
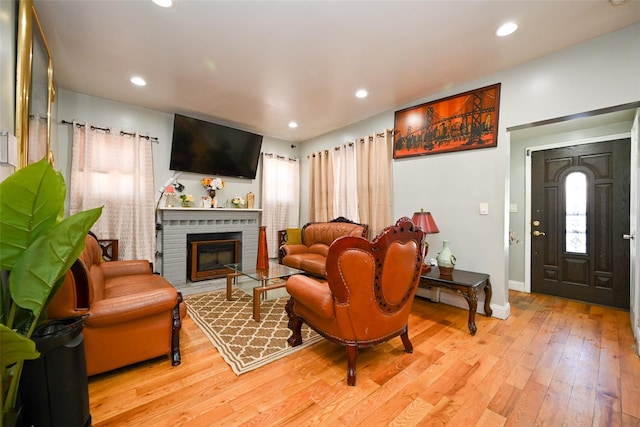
left=419, top=266, right=492, bottom=335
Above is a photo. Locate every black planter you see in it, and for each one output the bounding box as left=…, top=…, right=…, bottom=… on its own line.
left=20, top=317, right=91, bottom=427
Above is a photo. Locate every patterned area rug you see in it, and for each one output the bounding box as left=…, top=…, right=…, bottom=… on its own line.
left=185, top=288, right=322, bottom=375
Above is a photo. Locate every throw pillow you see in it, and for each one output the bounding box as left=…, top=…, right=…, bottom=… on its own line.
left=286, top=228, right=302, bottom=245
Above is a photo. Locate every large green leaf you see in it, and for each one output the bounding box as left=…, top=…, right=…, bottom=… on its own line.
left=0, top=159, right=65, bottom=271
left=9, top=207, right=102, bottom=318
left=0, top=325, right=39, bottom=370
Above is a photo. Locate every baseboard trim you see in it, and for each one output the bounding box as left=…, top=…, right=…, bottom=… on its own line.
left=509, top=280, right=525, bottom=292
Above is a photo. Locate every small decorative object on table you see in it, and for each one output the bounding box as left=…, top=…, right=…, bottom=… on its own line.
left=256, top=226, right=269, bottom=270
left=246, top=192, right=255, bottom=209
left=164, top=185, right=179, bottom=207
left=231, top=196, right=246, bottom=208
left=436, top=240, right=456, bottom=277
left=411, top=208, right=440, bottom=273
left=180, top=194, right=194, bottom=207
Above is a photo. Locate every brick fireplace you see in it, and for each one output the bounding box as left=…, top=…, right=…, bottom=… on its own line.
left=158, top=207, right=261, bottom=286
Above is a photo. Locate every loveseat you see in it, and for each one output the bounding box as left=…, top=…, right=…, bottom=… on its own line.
left=47, top=234, right=185, bottom=376
left=279, top=217, right=368, bottom=277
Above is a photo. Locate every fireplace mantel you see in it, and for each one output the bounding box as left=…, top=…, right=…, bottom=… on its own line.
left=158, top=207, right=262, bottom=286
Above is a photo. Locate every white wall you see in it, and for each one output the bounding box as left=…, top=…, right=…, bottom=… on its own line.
left=299, top=23, right=640, bottom=318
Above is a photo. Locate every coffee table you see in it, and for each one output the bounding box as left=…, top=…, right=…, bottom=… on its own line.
left=225, top=261, right=304, bottom=321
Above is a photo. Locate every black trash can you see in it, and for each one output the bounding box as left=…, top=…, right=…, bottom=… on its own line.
left=20, top=317, right=91, bottom=427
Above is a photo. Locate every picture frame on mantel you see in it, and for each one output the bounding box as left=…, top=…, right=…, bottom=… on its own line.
left=393, top=83, right=501, bottom=159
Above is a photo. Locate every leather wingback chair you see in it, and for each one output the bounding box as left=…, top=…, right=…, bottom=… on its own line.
left=48, top=234, right=185, bottom=376
left=285, top=217, right=425, bottom=385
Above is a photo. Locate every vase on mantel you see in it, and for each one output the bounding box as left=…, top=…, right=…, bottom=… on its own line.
left=436, top=240, right=456, bottom=277
left=256, top=226, right=269, bottom=271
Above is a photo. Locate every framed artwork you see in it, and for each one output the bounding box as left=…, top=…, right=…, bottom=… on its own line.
left=393, top=83, right=501, bottom=159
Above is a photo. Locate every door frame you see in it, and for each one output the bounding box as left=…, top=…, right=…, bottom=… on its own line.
left=523, top=132, right=632, bottom=294
left=630, top=110, right=639, bottom=354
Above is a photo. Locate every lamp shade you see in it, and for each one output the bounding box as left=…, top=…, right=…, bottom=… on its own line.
left=411, top=209, right=439, bottom=234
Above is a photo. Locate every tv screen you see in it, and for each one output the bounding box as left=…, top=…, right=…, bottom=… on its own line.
left=169, top=114, right=263, bottom=179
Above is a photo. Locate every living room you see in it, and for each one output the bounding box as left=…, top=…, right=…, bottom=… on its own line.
left=2, top=0, right=640, bottom=425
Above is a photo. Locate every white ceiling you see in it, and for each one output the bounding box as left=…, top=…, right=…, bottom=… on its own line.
left=34, top=0, right=640, bottom=142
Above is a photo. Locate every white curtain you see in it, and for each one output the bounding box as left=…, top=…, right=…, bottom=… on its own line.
left=332, top=143, right=359, bottom=221
left=69, top=122, right=156, bottom=262
left=261, top=153, right=300, bottom=258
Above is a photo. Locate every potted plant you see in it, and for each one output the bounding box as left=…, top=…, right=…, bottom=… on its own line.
left=0, top=158, right=102, bottom=427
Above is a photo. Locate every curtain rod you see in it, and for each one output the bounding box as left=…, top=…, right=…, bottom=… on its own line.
left=262, top=152, right=298, bottom=162
left=307, top=128, right=392, bottom=158
left=61, top=120, right=159, bottom=142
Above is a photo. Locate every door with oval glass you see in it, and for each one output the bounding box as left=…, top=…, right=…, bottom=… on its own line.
left=531, top=139, right=631, bottom=308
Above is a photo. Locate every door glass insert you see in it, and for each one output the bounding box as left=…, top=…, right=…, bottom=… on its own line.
left=565, top=171, right=587, bottom=253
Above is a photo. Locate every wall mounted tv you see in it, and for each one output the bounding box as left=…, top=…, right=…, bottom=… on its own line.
left=169, top=113, right=263, bottom=179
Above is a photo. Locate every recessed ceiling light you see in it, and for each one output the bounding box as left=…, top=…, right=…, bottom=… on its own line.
left=288, top=122, right=298, bottom=129
left=496, top=22, right=518, bottom=37
left=130, top=76, right=146, bottom=86
left=152, top=0, right=174, bottom=8
left=355, top=89, right=368, bottom=98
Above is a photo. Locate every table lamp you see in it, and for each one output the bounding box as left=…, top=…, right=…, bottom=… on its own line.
left=411, top=209, right=439, bottom=273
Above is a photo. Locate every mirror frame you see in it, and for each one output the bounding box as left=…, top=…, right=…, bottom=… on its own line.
left=15, top=0, right=55, bottom=168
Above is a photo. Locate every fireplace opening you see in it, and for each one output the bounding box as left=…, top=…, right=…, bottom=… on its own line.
left=187, top=232, right=241, bottom=281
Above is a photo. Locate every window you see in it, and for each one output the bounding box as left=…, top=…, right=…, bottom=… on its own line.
left=565, top=171, right=587, bottom=253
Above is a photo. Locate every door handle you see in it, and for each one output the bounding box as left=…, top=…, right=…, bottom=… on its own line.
left=623, top=234, right=635, bottom=240
left=532, top=230, right=546, bottom=237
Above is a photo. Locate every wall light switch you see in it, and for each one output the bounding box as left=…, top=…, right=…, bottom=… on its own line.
left=509, top=203, right=518, bottom=213
left=479, top=203, right=489, bottom=215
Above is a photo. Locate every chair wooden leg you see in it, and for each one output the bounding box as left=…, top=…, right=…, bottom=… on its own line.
left=400, top=328, right=413, bottom=354
left=285, top=297, right=303, bottom=347
left=346, top=345, right=358, bottom=386
left=171, top=292, right=183, bottom=366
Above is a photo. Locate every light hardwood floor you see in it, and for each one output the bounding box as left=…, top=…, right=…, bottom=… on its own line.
left=88, top=290, right=640, bottom=426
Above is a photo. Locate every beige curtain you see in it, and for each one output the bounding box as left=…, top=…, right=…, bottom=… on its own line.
left=356, top=130, right=393, bottom=237
left=69, top=122, right=156, bottom=262
left=309, top=150, right=334, bottom=222
left=261, top=153, right=300, bottom=258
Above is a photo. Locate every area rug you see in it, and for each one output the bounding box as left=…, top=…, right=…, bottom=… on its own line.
left=185, top=288, right=322, bottom=375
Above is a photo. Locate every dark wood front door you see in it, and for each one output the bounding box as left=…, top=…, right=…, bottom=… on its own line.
left=531, top=139, right=630, bottom=308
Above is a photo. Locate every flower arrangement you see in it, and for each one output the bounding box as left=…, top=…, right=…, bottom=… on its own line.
left=202, top=177, right=225, bottom=200
left=231, top=196, right=246, bottom=208
left=180, top=194, right=194, bottom=207
left=202, top=177, right=224, bottom=191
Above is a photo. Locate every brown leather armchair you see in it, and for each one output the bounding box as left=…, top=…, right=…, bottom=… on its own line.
left=285, top=217, right=424, bottom=385
left=48, top=235, right=184, bottom=376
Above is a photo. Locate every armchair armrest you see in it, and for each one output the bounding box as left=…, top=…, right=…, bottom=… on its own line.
left=85, top=288, right=178, bottom=327
left=286, top=275, right=334, bottom=319
left=100, top=260, right=152, bottom=279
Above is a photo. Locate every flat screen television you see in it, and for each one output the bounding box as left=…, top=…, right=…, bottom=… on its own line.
left=169, top=114, right=263, bottom=179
